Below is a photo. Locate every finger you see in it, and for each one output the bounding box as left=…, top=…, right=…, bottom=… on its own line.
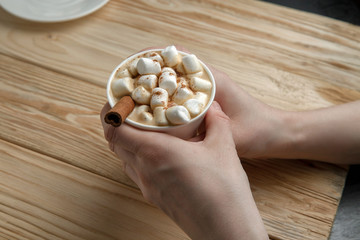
left=208, top=65, right=257, bottom=109
left=197, top=119, right=206, bottom=136
left=113, top=146, right=136, bottom=165
left=123, top=162, right=142, bottom=187
left=100, top=102, right=116, bottom=142
left=204, top=101, right=234, bottom=146
left=112, top=123, right=181, bottom=155
left=100, top=101, right=174, bottom=155
left=188, top=132, right=205, bottom=142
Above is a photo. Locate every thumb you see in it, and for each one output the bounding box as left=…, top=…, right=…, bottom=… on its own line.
left=204, top=101, right=234, bottom=146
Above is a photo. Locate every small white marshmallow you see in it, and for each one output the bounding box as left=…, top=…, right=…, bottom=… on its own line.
left=184, top=99, right=204, bottom=117
left=189, top=77, right=212, bottom=92
left=153, top=107, right=169, bottom=126
left=194, top=92, right=209, bottom=106
left=112, top=77, right=134, bottom=98
left=132, top=86, right=151, bottom=105
left=159, top=71, right=177, bottom=96
left=177, top=77, right=189, bottom=87
left=161, top=67, right=176, bottom=75
left=187, top=71, right=203, bottom=78
left=161, top=45, right=180, bottom=67
left=139, top=111, right=154, bottom=125
left=135, top=104, right=150, bottom=113
left=172, top=86, right=194, bottom=105
left=176, top=63, right=185, bottom=74
left=145, top=52, right=164, bottom=67
left=150, top=87, right=168, bottom=110
left=115, top=68, right=131, bottom=78
left=137, top=58, right=161, bottom=75
left=128, top=104, right=150, bottom=120
left=129, top=58, right=140, bottom=77
left=166, top=106, right=191, bottom=125
left=182, top=54, right=202, bottom=74
left=137, top=75, right=158, bottom=91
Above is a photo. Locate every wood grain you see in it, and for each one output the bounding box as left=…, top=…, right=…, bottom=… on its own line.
left=0, top=139, right=188, bottom=240
left=0, top=52, right=348, bottom=239
left=1, top=0, right=360, bottom=239
left=1, top=0, right=359, bottom=110
left=0, top=53, right=137, bottom=187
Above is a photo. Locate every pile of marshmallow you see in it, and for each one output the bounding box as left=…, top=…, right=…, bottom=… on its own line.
left=111, top=46, right=212, bottom=126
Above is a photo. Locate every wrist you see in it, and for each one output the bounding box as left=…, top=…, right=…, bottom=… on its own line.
left=262, top=110, right=305, bottom=159
left=240, top=108, right=304, bottom=160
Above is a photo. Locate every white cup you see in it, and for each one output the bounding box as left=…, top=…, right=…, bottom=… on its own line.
left=107, top=49, right=216, bottom=139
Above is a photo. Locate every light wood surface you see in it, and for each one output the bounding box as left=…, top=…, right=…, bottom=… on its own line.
left=1, top=0, right=359, bottom=239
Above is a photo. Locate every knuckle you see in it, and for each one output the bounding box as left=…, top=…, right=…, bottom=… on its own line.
left=137, top=143, right=156, bottom=159
left=136, top=144, right=168, bottom=167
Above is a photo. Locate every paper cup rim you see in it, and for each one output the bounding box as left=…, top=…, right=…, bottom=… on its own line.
left=106, top=48, right=216, bottom=131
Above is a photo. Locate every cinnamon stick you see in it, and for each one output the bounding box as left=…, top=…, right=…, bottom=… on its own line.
left=105, top=96, right=135, bottom=127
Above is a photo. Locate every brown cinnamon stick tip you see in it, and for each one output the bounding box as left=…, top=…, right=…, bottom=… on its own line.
left=105, top=96, right=135, bottom=127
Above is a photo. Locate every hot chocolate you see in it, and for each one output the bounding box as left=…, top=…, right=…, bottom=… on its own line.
left=109, top=46, right=213, bottom=127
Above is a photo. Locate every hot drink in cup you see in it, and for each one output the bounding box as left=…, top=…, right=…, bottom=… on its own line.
left=106, top=46, right=216, bottom=139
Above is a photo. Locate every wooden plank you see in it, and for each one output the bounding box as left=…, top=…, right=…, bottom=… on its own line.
left=242, top=158, right=347, bottom=239
left=0, top=139, right=188, bottom=240
left=0, top=0, right=359, bottom=111
left=0, top=53, right=135, bottom=187
left=0, top=54, right=349, bottom=239
left=1, top=0, right=359, bottom=239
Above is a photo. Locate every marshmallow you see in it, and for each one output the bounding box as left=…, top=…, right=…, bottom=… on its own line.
left=161, top=67, right=176, bottom=75
left=135, top=104, right=150, bottom=113
left=194, top=92, right=209, bottom=106
left=150, top=87, right=168, bottom=110
left=166, top=106, right=191, bottom=125
left=131, top=104, right=153, bottom=124
left=161, top=45, right=180, bottom=67
left=172, top=85, right=194, bottom=105
left=187, top=71, right=203, bottom=78
left=112, top=77, right=134, bottom=98
left=176, top=63, right=185, bottom=74
left=129, top=58, right=140, bottom=76
left=139, top=111, right=154, bottom=125
left=184, top=99, right=204, bottom=117
left=137, top=58, right=161, bottom=75
left=145, top=52, right=164, bottom=67
left=128, top=104, right=150, bottom=120
left=153, top=107, right=169, bottom=126
left=182, top=54, right=202, bottom=74
left=115, top=68, right=131, bottom=78
left=159, top=71, right=177, bottom=96
left=189, top=77, right=212, bottom=92
left=132, top=86, right=151, bottom=105
left=137, top=74, right=158, bottom=91
left=177, top=77, right=189, bottom=87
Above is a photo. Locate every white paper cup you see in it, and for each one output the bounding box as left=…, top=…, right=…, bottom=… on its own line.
left=107, top=49, right=216, bottom=139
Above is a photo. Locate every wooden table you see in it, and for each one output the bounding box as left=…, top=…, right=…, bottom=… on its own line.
left=1, top=1, right=360, bottom=239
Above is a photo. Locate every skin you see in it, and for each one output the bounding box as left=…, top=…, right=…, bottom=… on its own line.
left=101, top=46, right=360, bottom=239
left=211, top=66, right=360, bottom=164
left=101, top=102, right=268, bottom=240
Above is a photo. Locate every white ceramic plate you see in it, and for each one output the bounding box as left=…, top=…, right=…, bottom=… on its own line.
left=0, top=0, right=109, bottom=22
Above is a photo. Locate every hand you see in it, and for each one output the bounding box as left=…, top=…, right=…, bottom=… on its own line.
left=210, top=66, right=286, bottom=159
left=212, top=67, right=360, bottom=163
left=101, top=102, right=268, bottom=240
